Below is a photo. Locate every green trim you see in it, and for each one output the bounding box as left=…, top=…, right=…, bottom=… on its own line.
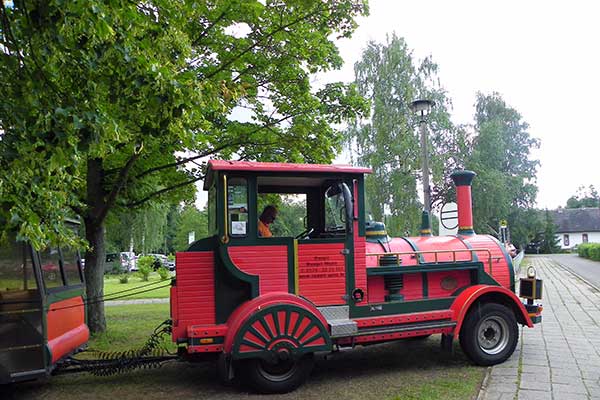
left=357, top=176, right=366, bottom=237
left=450, top=170, right=476, bottom=186
left=231, top=304, right=332, bottom=360
left=287, top=240, right=296, bottom=293
left=453, top=235, right=479, bottom=262
left=218, top=245, right=259, bottom=298
left=345, top=178, right=355, bottom=307
left=400, top=237, right=425, bottom=263
left=45, top=286, right=85, bottom=306
left=366, top=261, right=485, bottom=276
left=488, top=235, right=516, bottom=292
left=352, top=298, right=455, bottom=318
left=422, top=272, right=429, bottom=298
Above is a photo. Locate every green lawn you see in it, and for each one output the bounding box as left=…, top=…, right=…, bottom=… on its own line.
left=91, top=303, right=175, bottom=352
left=3, top=303, right=485, bottom=400
left=103, top=273, right=171, bottom=300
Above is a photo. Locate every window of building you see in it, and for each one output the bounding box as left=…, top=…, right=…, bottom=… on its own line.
left=228, top=177, right=248, bottom=237
left=39, top=246, right=65, bottom=289
left=563, top=234, right=570, bottom=247
left=583, top=233, right=589, bottom=243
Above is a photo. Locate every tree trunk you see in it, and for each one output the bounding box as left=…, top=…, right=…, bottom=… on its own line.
left=84, top=217, right=106, bottom=333
left=84, top=158, right=108, bottom=334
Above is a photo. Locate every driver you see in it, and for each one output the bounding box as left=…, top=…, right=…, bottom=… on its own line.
left=258, top=205, right=277, bottom=238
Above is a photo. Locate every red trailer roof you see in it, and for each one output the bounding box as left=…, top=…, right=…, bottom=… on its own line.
left=204, top=160, right=372, bottom=189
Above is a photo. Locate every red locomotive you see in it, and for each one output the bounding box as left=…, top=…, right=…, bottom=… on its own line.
left=170, top=160, right=543, bottom=393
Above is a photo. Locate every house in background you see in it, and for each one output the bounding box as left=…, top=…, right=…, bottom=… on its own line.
left=551, top=208, right=600, bottom=249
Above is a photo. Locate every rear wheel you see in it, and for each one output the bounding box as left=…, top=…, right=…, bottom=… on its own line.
left=240, top=354, right=314, bottom=394
left=459, top=303, right=518, bottom=366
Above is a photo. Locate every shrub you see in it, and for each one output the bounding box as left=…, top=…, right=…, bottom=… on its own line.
left=578, top=243, right=592, bottom=258
left=578, top=243, right=600, bottom=261
left=136, top=255, right=154, bottom=281
left=119, top=274, right=129, bottom=284
left=590, top=245, right=600, bottom=262
left=157, top=266, right=170, bottom=280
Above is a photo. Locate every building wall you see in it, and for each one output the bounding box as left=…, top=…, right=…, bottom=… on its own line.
left=556, top=231, right=600, bottom=249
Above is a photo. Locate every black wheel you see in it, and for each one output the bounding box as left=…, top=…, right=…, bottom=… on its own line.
left=240, top=354, right=314, bottom=394
left=459, top=303, right=518, bottom=366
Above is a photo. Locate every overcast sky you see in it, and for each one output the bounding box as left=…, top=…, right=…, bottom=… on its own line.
left=322, top=0, right=599, bottom=209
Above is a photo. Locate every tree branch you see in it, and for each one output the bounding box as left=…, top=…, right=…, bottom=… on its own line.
left=126, top=175, right=205, bottom=208
left=202, top=6, right=323, bottom=80
left=98, top=152, right=140, bottom=222
left=192, top=6, right=230, bottom=46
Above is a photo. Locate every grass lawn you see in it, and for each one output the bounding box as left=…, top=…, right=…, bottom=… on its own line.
left=3, top=303, right=485, bottom=400
left=103, top=273, right=171, bottom=300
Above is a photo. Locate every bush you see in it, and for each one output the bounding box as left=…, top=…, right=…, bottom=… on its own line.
left=157, top=266, right=170, bottom=280
left=590, top=245, right=600, bottom=262
left=578, top=243, right=600, bottom=261
left=136, top=255, right=154, bottom=281
left=578, top=243, right=591, bottom=258
left=119, top=274, right=129, bottom=284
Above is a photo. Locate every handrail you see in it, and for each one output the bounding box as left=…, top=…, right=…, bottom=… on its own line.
left=366, top=249, right=495, bottom=274
left=221, top=174, right=229, bottom=244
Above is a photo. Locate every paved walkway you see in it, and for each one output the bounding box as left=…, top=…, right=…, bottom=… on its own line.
left=479, top=256, right=600, bottom=400
left=104, top=298, right=168, bottom=306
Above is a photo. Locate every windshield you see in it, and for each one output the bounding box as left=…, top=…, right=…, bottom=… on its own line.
left=324, top=185, right=346, bottom=231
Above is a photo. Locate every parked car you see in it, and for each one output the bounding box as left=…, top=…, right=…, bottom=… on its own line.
left=166, top=258, right=175, bottom=271
left=104, top=252, right=136, bottom=274
left=146, top=254, right=169, bottom=270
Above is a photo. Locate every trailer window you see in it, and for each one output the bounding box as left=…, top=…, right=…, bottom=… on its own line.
left=0, top=236, right=37, bottom=292
left=228, top=178, right=248, bottom=237
left=61, top=246, right=82, bottom=285
left=39, top=247, right=65, bottom=289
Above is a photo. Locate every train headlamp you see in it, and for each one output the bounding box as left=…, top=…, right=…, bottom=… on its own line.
left=526, top=266, right=536, bottom=279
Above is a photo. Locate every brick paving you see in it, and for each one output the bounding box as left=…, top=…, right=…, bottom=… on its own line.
left=479, top=256, right=600, bottom=400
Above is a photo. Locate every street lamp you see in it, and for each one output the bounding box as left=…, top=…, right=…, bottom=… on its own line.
left=410, top=99, right=434, bottom=213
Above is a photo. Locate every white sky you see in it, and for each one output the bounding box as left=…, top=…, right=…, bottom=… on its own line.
left=198, top=0, right=599, bottom=210
left=325, top=0, right=600, bottom=209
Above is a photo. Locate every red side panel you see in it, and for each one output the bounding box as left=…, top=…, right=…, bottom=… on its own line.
left=411, top=235, right=472, bottom=263
left=228, top=245, right=289, bottom=294
left=462, top=235, right=511, bottom=289
left=173, top=252, right=215, bottom=340
left=427, top=270, right=471, bottom=298
left=46, top=296, right=89, bottom=363
left=402, top=273, right=425, bottom=300
left=298, top=243, right=346, bottom=305
left=367, top=276, right=385, bottom=303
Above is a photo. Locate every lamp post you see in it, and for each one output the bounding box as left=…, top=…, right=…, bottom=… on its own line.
left=410, top=99, right=434, bottom=213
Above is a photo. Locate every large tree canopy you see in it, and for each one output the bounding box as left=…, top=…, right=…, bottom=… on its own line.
left=0, top=0, right=368, bottom=332
left=345, top=34, right=467, bottom=236
left=467, top=92, right=540, bottom=246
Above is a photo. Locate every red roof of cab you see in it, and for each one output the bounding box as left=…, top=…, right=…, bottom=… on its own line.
left=204, top=160, right=372, bottom=189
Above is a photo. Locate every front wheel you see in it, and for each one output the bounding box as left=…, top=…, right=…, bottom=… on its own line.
left=240, top=354, right=314, bottom=394
left=459, top=303, right=518, bottom=366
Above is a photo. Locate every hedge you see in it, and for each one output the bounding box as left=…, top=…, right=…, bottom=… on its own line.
left=578, top=243, right=600, bottom=261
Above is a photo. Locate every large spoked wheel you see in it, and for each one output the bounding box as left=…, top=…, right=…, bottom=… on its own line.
left=459, top=303, right=518, bottom=366
left=241, top=354, right=315, bottom=394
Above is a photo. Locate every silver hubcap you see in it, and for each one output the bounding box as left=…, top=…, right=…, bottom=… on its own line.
left=477, top=316, right=509, bottom=355
left=257, top=359, right=298, bottom=382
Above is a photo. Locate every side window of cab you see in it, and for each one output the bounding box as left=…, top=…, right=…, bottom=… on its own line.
left=227, top=177, right=248, bottom=237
